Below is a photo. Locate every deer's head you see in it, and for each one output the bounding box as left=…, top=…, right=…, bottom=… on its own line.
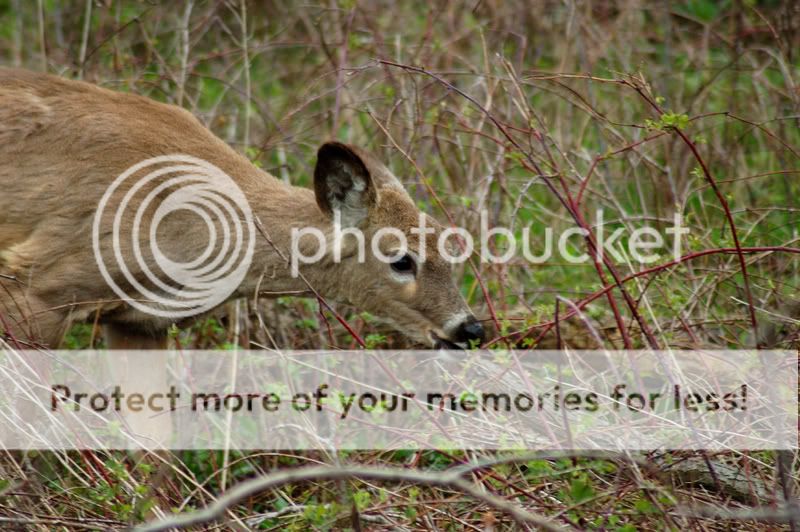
left=309, top=142, right=484, bottom=348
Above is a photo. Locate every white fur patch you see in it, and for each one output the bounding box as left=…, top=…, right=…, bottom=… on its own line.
left=329, top=174, right=368, bottom=227
left=388, top=270, right=414, bottom=284
left=443, top=311, right=471, bottom=336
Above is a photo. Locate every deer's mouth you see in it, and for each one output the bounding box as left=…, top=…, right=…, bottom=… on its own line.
left=431, top=332, right=465, bottom=350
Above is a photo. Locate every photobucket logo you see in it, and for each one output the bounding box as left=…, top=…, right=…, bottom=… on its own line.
left=290, top=210, right=689, bottom=275
left=92, top=155, right=255, bottom=318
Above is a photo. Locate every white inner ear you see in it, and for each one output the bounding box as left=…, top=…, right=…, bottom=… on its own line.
left=329, top=172, right=368, bottom=227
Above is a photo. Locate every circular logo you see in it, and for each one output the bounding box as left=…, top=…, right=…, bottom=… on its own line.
left=92, top=155, right=255, bottom=319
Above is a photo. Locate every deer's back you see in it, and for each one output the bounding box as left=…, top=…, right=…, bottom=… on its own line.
left=0, top=68, right=259, bottom=274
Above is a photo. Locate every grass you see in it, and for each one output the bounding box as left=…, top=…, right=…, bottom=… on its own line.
left=1, top=0, right=799, bottom=529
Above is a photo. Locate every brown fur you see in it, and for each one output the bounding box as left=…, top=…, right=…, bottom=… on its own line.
left=0, top=68, right=475, bottom=348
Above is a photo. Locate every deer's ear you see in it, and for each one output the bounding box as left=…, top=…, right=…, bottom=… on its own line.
left=314, top=142, right=377, bottom=225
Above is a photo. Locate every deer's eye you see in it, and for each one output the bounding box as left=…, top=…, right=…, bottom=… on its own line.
left=390, top=254, right=416, bottom=275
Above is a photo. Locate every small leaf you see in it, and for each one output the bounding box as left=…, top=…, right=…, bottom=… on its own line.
left=567, top=475, right=595, bottom=503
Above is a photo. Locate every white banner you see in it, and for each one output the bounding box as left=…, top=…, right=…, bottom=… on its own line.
left=0, top=348, right=795, bottom=450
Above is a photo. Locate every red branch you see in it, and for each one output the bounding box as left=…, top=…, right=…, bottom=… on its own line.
left=487, top=245, right=800, bottom=346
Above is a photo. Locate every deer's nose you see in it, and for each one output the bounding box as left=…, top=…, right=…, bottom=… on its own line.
left=454, top=317, right=485, bottom=345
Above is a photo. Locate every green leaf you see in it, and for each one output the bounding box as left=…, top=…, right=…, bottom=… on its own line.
left=567, top=475, right=595, bottom=503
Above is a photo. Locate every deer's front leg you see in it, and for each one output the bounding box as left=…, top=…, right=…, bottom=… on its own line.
left=104, top=323, right=171, bottom=447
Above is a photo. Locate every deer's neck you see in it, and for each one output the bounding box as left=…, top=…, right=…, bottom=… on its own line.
left=240, top=174, right=337, bottom=299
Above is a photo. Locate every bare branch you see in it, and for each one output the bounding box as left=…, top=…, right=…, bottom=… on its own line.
left=682, top=504, right=800, bottom=523
left=136, top=464, right=572, bottom=532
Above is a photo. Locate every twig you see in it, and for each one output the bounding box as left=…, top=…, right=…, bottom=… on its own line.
left=681, top=504, right=800, bottom=523
left=366, top=110, right=502, bottom=337
left=245, top=504, right=307, bottom=527
left=254, top=217, right=366, bottom=347
left=377, top=58, right=660, bottom=350
left=35, top=0, right=46, bottom=71
left=0, top=516, right=123, bottom=530
left=239, top=0, right=250, bottom=150
left=136, top=464, right=570, bottom=532
left=77, top=0, right=92, bottom=79
left=176, top=0, right=193, bottom=107
left=488, top=245, right=800, bottom=346
left=777, top=450, right=798, bottom=532
left=82, top=6, right=153, bottom=66
left=624, top=79, right=760, bottom=347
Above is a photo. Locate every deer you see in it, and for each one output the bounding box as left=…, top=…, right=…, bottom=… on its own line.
left=0, top=68, right=485, bottom=351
